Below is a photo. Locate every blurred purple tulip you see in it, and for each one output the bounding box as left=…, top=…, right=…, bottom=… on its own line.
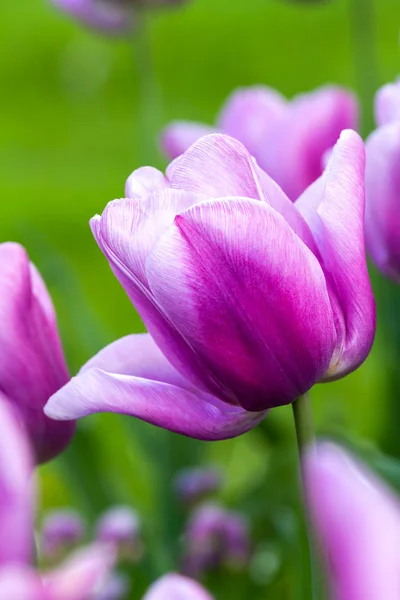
left=183, top=503, right=251, bottom=577
left=143, top=573, right=213, bottom=600
left=365, top=80, right=400, bottom=282
left=0, top=397, right=115, bottom=598
left=51, top=0, right=188, bottom=35
left=96, top=506, right=142, bottom=561
left=304, top=442, right=400, bottom=600
left=0, top=243, right=75, bottom=464
left=41, top=510, right=85, bottom=560
left=45, top=130, right=375, bottom=438
left=174, top=467, right=223, bottom=505
left=161, top=85, right=358, bottom=200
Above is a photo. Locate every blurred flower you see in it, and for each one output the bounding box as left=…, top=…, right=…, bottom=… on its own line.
left=0, top=243, right=75, bottom=464
left=183, top=503, right=251, bottom=578
left=161, top=85, right=358, bottom=200
left=41, top=510, right=85, bottom=561
left=96, top=506, right=143, bottom=561
left=51, top=0, right=188, bottom=35
left=0, top=397, right=115, bottom=598
left=365, top=79, right=400, bottom=282
left=174, top=467, right=223, bottom=505
left=45, top=130, right=375, bottom=437
left=304, top=442, right=400, bottom=600
left=143, top=573, right=213, bottom=599
left=93, top=571, right=129, bottom=600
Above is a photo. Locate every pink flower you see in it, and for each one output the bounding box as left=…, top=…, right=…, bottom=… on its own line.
left=0, top=243, right=75, bottom=463
left=45, top=130, right=375, bottom=439
left=143, top=573, right=213, bottom=600
left=161, top=85, right=358, bottom=200
left=304, top=442, right=400, bottom=600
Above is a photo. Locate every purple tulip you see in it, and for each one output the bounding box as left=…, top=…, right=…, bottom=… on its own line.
left=174, top=467, right=223, bottom=505
left=0, top=243, right=75, bottom=464
left=183, top=503, right=251, bottom=577
left=304, top=442, right=400, bottom=600
left=0, top=397, right=115, bottom=598
left=365, top=81, right=400, bottom=282
left=96, top=506, right=142, bottom=561
left=45, top=130, right=375, bottom=439
left=143, top=573, right=213, bottom=600
left=41, top=510, right=85, bottom=560
left=161, top=85, right=358, bottom=200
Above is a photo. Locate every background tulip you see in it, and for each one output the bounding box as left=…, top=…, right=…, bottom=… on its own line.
left=96, top=506, right=143, bottom=561
left=45, top=130, right=375, bottom=439
left=161, top=85, right=358, bottom=200
left=304, top=442, right=400, bottom=600
left=0, top=243, right=75, bottom=464
left=143, top=573, right=213, bottom=600
left=41, top=510, right=85, bottom=560
left=174, top=467, right=223, bottom=506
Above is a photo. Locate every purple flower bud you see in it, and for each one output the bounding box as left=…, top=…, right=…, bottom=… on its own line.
left=174, top=468, right=222, bottom=505
left=143, top=573, right=213, bottom=600
left=96, top=506, right=142, bottom=561
left=41, top=510, right=85, bottom=560
left=0, top=243, right=75, bottom=464
left=183, top=503, right=251, bottom=577
left=95, top=571, right=129, bottom=600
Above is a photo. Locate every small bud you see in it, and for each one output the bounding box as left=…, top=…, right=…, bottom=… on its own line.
left=96, top=506, right=142, bottom=562
left=174, top=467, right=223, bottom=506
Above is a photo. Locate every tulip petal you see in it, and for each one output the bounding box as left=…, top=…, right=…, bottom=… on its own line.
left=365, top=122, right=400, bottom=282
left=0, top=397, right=34, bottom=567
left=125, top=167, right=169, bottom=199
left=44, top=368, right=266, bottom=440
left=304, top=443, right=400, bottom=600
left=0, top=567, right=44, bottom=600
left=169, top=134, right=266, bottom=201
left=161, top=122, right=216, bottom=160
left=375, top=80, right=400, bottom=126
left=218, top=86, right=287, bottom=153
left=143, top=573, right=214, bottom=600
left=296, top=130, right=375, bottom=378
left=146, top=197, right=336, bottom=411
left=0, top=243, right=74, bottom=463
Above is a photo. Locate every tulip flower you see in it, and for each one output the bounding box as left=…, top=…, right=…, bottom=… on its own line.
left=96, top=506, right=142, bottom=561
left=0, top=243, right=75, bottom=464
left=0, top=397, right=115, bottom=598
left=304, top=442, right=400, bottom=600
left=41, top=510, right=85, bottom=560
left=45, top=130, right=375, bottom=440
left=161, top=85, right=358, bottom=200
left=174, top=467, right=223, bottom=505
left=51, top=0, right=187, bottom=35
left=183, top=503, right=251, bottom=577
left=365, top=80, right=400, bottom=282
left=143, top=573, right=213, bottom=600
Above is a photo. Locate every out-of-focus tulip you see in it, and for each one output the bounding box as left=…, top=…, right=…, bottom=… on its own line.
left=96, top=572, right=129, bottom=600
left=0, top=397, right=115, bottom=598
left=183, top=503, right=251, bottom=577
left=51, top=0, right=188, bottom=35
left=41, top=510, right=85, bottom=560
left=45, top=130, right=375, bottom=438
left=96, top=506, right=142, bottom=561
left=304, top=442, right=400, bottom=600
left=0, top=243, right=75, bottom=464
left=143, top=573, right=213, bottom=600
left=365, top=80, right=400, bottom=282
left=174, top=467, right=222, bottom=505
left=161, top=85, right=358, bottom=200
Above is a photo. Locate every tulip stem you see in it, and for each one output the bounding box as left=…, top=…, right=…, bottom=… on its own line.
left=292, top=392, right=315, bottom=456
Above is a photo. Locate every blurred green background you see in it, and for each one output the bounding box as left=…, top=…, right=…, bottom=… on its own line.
left=1, top=0, right=400, bottom=597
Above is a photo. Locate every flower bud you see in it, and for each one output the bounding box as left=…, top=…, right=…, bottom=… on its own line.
left=174, top=467, right=222, bottom=506
left=96, top=506, right=142, bottom=561
left=41, top=509, right=85, bottom=561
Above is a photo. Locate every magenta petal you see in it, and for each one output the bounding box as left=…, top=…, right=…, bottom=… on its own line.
left=365, top=122, right=400, bottom=282
left=51, top=0, right=132, bottom=34
left=0, top=397, right=34, bottom=567
left=304, top=443, right=400, bottom=600
left=0, top=243, right=75, bottom=464
left=44, top=368, right=266, bottom=440
left=375, top=80, right=400, bottom=126
left=218, top=86, right=287, bottom=152
left=143, top=573, right=213, bottom=600
left=125, top=167, right=169, bottom=199
left=146, top=198, right=336, bottom=412
left=161, top=122, right=216, bottom=160
left=297, top=130, right=375, bottom=378
left=169, top=134, right=266, bottom=201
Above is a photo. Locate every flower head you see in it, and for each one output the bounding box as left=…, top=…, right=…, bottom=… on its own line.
left=96, top=506, right=142, bottom=561
left=161, top=85, right=358, bottom=200
left=41, top=510, right=85, bottom=560
left=174, top=467, right=223, bottom=505
left=0, top=243, right=75, bottom=463
left=45, top=130, right=375, bottom=440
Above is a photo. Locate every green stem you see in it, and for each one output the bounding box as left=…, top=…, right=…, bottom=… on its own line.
left=348, top=0, right=379, bottom=135
left=292, top=392, right=315, bottom=457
